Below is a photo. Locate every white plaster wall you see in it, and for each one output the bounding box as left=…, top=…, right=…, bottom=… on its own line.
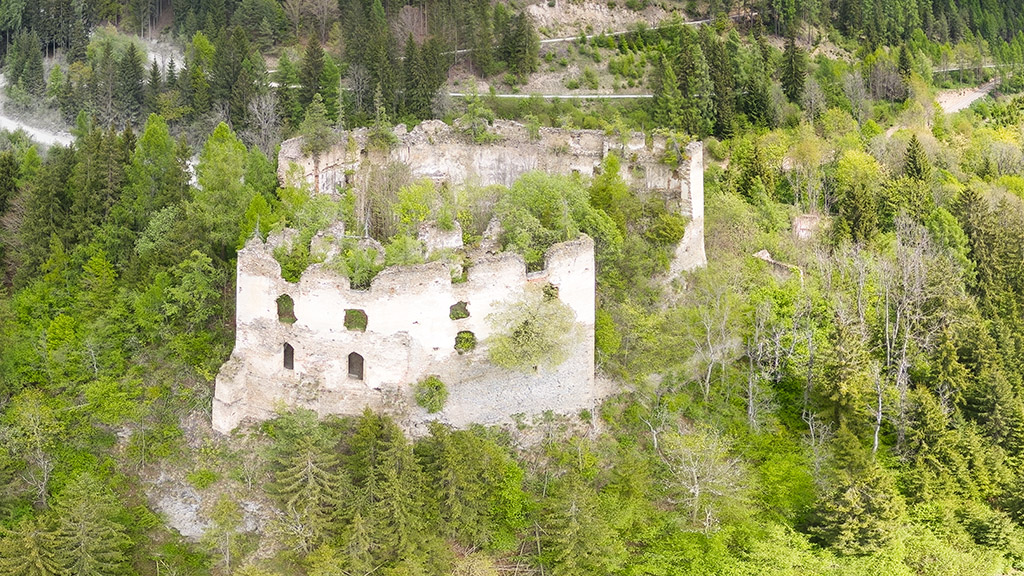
left=212, top=235, right=597, bottom=433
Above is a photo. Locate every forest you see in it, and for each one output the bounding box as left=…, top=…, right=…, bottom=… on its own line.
left=2, top=0, right=1024, bottom=573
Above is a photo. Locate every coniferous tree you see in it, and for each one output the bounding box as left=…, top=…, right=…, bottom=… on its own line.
left=229, top=60, right=258, bottom=130
left=422, top=36, right=450, bottom=96
left=366, top=0, right=396, bottom=114
left=166, top=59, right=178, bottom=86
left=319, top=56, right=341, bottom=124
left=0, top=515, right=64, bottom=576
left=272, top=432, right=351, bottom=541
left=499, top=12, right=539, bottom=79
left=145, top=60, right=162, bottom=115
left=401, top=34, right=418, bottom=116
left=299, top=40, right=325, bottom=109
left=702, top=27, right=735, bottom=137
left=211, top=27, right=253, bottom=107
left=781, top=34, right=806, bottom=103
left=540, top=472, right=625, bottom=576
left=116, top=44, right=145, bottom=126
left=274, top=53, right=303, bottom=127
left=903, top=134, right=931, bottom=181
left=125, top=114, right=189, bottom=232
left=67, top=11, right=88, bottom=63
left=469, top=0, right=496, bottom=76
left=811, top=426, right=906, bottom=555
left=742, top=46, right=775, bottom=127
left=189, top=62, right=212, bottom=116
left=15, top=147, right=75, bottom=282
left=406, top=44, right=434, bottom=121
left=51, top=474, right=132, bottom=575
left=677, top=30, right=714, bottom=137
left=898, top=44, right=913, bottom=79
left=18, top=30, right=46, bottom=97
left=0, top=151, right=19, bottom=216
left=653, top=55, right=683, bottom=130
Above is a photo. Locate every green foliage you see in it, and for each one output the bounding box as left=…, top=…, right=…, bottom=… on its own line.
left=455, top=330, right=477, bottom=353
left=487, top=284, right=578, bottom=370
left=449, top=301, right=470, bottom=320
left=187, top=468, right=219, bottom=489
left=195, top=123, right=256, bottom=255
left=343, top=309, right=367, bottom=331
left=384, top=234, right=425, bottom=266
left=497, top=172, right=621, bottom=270
left=833, top=149, right=884, bottom=243
left=414, top=376, right=448, bottom=413
left=458, top=88, right=500, bottom=144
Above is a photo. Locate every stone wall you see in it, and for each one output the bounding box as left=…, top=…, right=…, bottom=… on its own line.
left=212, top=122, right=707, bottom=433
left=212, top=233, right=596, bottom=433
left=278, top=119, right=706, bottom=271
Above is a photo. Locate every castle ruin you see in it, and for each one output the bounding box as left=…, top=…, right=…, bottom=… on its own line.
left=212, top=120, right=704, bottom=433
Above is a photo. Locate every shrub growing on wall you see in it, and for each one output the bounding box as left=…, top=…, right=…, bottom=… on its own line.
left=455, top=331, right=477, bottom=353
left=415, top=376, right=448, bottom=413
left=487, top=284, right=577, bottom=370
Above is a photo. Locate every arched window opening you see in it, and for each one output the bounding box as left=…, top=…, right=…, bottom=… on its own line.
left=348, top=352, right=364, bottom=380
left=277, top=295, right=296, bottom=324
left=283, top=343, right=294, bottom=370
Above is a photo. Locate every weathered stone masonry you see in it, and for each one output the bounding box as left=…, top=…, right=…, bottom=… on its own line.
left=212, top=233, right=596, bottom=432
left=212, top=120, right=704, bottom=433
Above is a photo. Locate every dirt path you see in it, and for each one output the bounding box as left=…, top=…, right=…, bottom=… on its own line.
left=935, top=78, right=999, bottom=114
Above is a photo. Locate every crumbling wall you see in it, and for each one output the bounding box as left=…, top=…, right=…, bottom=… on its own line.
left=278, top=120, right=706, bottom=271
left=212, top=233, right=596, bottom=433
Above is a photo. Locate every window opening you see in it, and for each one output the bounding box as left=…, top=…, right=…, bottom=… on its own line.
left=348, top=352, right=364, bottom=379
left=283, top=343, right=294, bottom=370
left=455, top=331, right=477, bottom=353
left=450, top=301, right=470, bottom=320
left=277, top=295, right=296, bottom=324
left=344, top=309, right=368, bottom=331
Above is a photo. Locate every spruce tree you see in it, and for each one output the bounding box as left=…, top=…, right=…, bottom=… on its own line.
left=0, top=515, right=64, bottom=576
left=166, top=59, right=178, bottom=86
left=677, top=31, right=714, bottom=137
left=51, top=474, right=132, bottom=575
left=401, top=34, right=418, bottom=116
left=125, top=114, right=189, bottom=231
left=275, top=54, right=303, bottom=127
left=145, top=60, right=162, bottom=115
left=500, top=12, right=539, bottom=80
left=470, top=0, right=495, bottom=75
left=903, top=134, right=931, bottom=181
left=898, top=44, right=913, bottom=79
left=0, top=151, right=19, bottom=215
left=68, top=12, right=88, bottom=63
left=540, top=473, right=625, bottom=576
left=21, top=31, right=46, bottom=97
left=319, top=56, right=342, bottom=124
left=653, top=55, right=683, bottom=130
left=702, top=27, right=735, bottom=137
left=210, top=27, right=252, bottom=106
left=190, top=63, right=212, bottom=116
left=272, top=433, right=351, bottom=540
left=781, top=34, right=806, bottom=103
left=115, top=43, right=145, bottom=125
left=228, top=61, right=257, bottom=130
left=299, top=40, right=325, bottom=108
left=422, top=36, right=450, bottom=97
